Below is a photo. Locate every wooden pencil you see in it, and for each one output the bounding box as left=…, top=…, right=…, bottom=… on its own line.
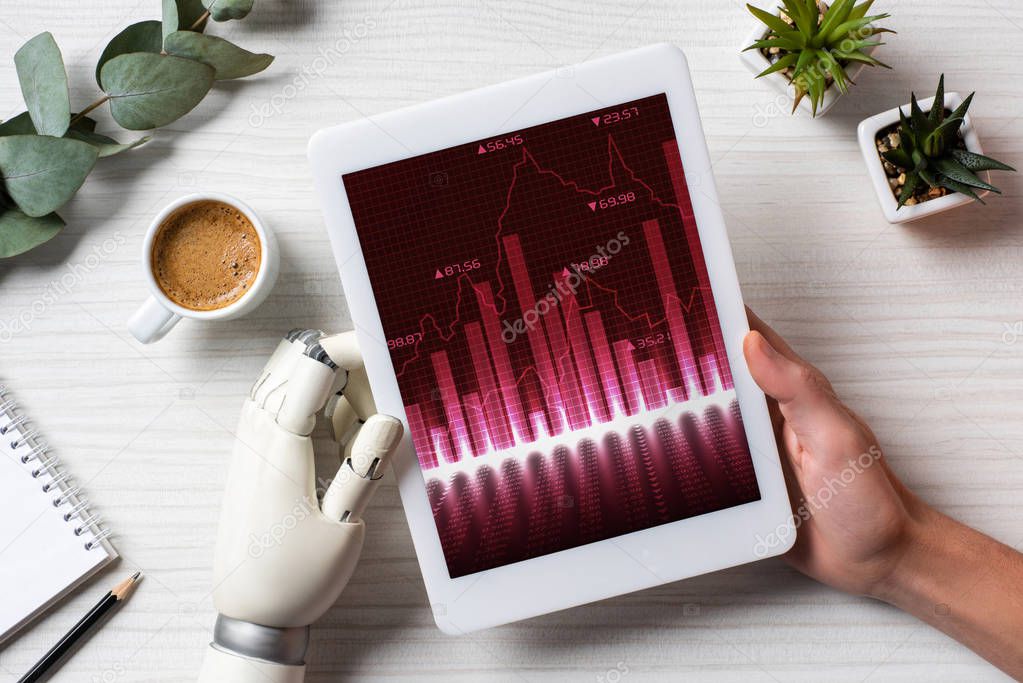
left=19, top=571, right=141, bottom=683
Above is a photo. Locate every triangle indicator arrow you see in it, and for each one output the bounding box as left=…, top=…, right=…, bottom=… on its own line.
left=588, top=201, right=597, bottom=211
left=434, top=269, right=444, bottom=279
left=591, top=116, right=600, bottom=126
left=477, top=144, right=486, bottom=155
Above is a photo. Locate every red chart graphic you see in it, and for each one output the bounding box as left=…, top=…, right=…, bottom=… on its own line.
left=344, top=94, right=760, bottom=577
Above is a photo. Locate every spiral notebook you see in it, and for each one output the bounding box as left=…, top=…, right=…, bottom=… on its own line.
left=0, top=384, right=117, bottom=645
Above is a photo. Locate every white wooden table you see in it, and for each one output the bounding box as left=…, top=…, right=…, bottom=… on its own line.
left=2, top=1, right=1021, bottom=680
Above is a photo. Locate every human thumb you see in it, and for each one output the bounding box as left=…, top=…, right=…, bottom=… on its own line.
left=742, top=330, right=845, bottom=442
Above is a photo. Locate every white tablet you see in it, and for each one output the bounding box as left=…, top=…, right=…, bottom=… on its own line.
left=309, top=43, right=794, bottom=634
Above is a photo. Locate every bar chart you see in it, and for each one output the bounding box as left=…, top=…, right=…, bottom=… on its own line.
left=344, top=93, right=760, bottom=577
left=405, top=214, right=728, bottom=470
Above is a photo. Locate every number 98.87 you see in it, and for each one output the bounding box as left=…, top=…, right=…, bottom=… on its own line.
left=388, top=332, right=423, bottom=349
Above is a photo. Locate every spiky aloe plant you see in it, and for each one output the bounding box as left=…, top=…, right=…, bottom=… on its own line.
left=882, top=75, right=1016, bottom=207
left=745, top=0, right=893, bottom=116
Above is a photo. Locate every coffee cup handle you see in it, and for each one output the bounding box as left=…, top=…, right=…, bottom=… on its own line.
left=128, top=296, right=181, bottom=344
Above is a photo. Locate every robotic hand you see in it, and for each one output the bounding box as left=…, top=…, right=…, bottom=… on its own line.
left=198, top=330, right=403, bottom=683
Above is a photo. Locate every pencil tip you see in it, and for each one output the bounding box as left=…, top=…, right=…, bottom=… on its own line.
left=112, top=570, right=143, bottom=600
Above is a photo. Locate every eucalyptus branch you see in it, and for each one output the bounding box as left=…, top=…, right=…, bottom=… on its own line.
left=0, top=0, right=274, bottom=258
left=69, top=96, right=109, bottom=126
left=189, top=10, right=211, bottom=31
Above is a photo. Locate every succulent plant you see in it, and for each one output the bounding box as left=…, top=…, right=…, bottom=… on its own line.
left=745, top=0, right=893, bottom=116
left=882, top=75, right=1016, bottom=207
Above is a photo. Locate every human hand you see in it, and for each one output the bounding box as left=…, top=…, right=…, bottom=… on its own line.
left=742, top=309, right=927, bottom=598
left=743, top=310, right=1023, bottom=678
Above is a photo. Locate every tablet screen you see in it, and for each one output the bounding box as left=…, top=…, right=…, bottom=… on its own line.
left=343, top=93, right=761, bottom=578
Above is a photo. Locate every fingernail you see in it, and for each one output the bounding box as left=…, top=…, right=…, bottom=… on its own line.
left=756, top=332, right=780, bottom=359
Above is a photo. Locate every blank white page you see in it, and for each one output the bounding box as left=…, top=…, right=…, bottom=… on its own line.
left=0, top=389, right=116, bottom=644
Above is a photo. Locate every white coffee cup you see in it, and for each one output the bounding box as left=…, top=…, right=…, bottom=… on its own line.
left=128, top=192, right=279, bottom=344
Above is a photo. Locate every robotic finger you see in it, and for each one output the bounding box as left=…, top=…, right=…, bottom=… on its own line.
left=275, top=340, right=338, bottom=436
left=321, top=415, right=403, bottom=523
left=249, top=330, right=351, bottom=436
left=251, top=329, right=322, bottom=400
left=317, top=331, right=363, bottom=371
left=320, top=331, right=376, bottom=442
left=316, top=332, right=404, bottom=523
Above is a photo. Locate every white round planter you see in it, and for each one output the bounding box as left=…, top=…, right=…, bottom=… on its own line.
left=738, top=15, right=877, bottom=118
left=856, top=93, right=990, bottom=224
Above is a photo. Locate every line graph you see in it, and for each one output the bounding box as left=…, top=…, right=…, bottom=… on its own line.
left=344, top=93, right=759, bottom=577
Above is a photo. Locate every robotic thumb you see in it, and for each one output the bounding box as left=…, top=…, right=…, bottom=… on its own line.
left=321, top=415, right=403, bottom=523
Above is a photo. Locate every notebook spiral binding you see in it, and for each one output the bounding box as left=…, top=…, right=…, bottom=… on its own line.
left=0, top=384, right=112, bottom=550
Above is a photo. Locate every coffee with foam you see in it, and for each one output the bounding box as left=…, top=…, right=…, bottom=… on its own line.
left=152, top=200, right=261, bottom=311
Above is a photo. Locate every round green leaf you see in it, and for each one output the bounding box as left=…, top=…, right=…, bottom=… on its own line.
left=167, top=0, right=209, bottom=36
left=162, top=0, right=176, bottom=42
left=66, top=115, right=148, bottom=157
left=202, top=0, right=254, bottom=22
left=180, top=0, right=210, bottom=29
left=0, top=112, right=37, bottom=136
left=0, top=112, right=95, bottom=137
left=0, top=135, right=98, bottom=217
left=101, top=52, right=215, bottom=130
left=0, top=207, right=64, bottom=258
left=164, top=31, right=273, bottom=80
left=68, top=115, right=98, bottom=133
left=163, top=0, right=209, bottom=42
left=66, top=128, right=151, bottom=158
left=14, top=32, right=70, bottom=137
left=95, top=21, right=163, bottom=87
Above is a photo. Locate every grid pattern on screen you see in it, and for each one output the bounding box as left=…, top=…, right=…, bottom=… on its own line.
left=343, top=93, right=759, bottom=577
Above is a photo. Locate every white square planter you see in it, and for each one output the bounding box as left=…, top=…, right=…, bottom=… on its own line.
left=739, top=16, right=876, bottom=117
left=857, top=93, right=990, bottom=224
